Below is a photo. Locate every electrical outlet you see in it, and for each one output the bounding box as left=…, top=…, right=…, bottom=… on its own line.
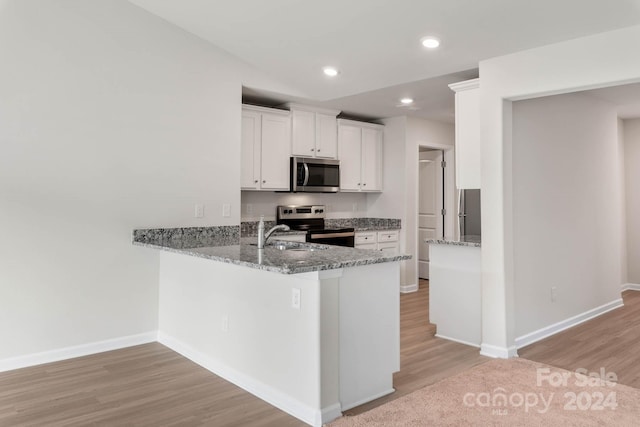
left=222, top=203, right=231, bottom=217
left=291, top=288, right=301, bottom=310
left=551, top=286, right=557, bottom=302
left=195, top=204, right=205, bottom=218
left=221, top=315, right=229, bottom=332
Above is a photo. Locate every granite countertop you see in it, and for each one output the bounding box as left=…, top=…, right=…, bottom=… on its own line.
left=133, top=226, right=411, bottom=275
left=426, top=235, right=481, bottom=247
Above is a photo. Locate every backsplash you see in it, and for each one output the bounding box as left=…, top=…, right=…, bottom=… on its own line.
left=241, top=191, right=368, bottom=221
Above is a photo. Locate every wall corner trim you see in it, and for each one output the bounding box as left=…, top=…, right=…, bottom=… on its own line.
left=400, top=283, right=419, bottom=293
left=479, top=343, right=518, bottom=359
left=622, top=283, right=640, bottom=292
left=515, top=298, right=624, bottom=349
left=0, top=331, right=158, bottom=373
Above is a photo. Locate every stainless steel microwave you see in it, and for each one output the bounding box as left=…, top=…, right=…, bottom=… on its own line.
left=290, top=157, right=340, bottom=193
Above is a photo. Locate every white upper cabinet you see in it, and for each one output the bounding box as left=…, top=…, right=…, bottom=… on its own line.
left=337, top=119, right=383, bottom=192
left=241, top=110, right=261, bottom=189
left=338, top=123, right=362, bottom=191
left=449, top=78, right=480, bottom=189
left=287, top=104, right=339, bottom=159
left=241, top=105, right=291, bottom=191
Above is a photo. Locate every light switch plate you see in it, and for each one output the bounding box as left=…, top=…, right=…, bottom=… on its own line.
left=195, top=204, right=205, bottom=218
left=222, top=203, right=231, bottom=217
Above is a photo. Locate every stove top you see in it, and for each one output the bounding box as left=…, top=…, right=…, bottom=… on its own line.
left=276, top=205, right=354, bottom=233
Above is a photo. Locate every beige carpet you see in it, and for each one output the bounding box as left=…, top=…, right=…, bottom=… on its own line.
left=329, top=358, right=640, bottom=426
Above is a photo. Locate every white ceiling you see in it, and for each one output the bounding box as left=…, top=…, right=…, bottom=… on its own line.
left=129, top=0, right=640, bottom=122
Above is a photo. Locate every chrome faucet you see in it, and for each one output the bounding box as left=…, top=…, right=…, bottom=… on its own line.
left=257, top=216, right=290, bottom=249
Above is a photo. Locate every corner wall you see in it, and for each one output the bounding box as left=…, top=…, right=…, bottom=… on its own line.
left=478, top=24, right=640, bottom=357
left=0, top=0, right=297, bottom=362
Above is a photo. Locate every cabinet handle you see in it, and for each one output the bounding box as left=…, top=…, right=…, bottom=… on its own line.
left=317, top=149, right=321, bottom=152
left=363, top=183, right=367, bottom=186
left=357, top=183, right=361, bottom=186
left=254, top=180, right=258, bottom=183
left=262, top=180, right=266, bottom=183
left=310, top=148, right=315, bottom=151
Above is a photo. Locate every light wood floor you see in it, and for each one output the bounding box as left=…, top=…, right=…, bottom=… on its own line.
left=0, top=279, right=488, bottom=426
left=519, top=289, right=640, bottom=389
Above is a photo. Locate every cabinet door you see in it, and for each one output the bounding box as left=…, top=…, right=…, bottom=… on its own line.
left=454, top=86, right=481, bottom=189
left=315, top=113, right=337, bottom=159
left=338, top=124, right=362, bottom=191
left=241, top=110, right=261, bottom=189
left=260, top=113, right=291, bottom=190
left=291, top=110, right=315, bottom=157
left=361, top=127, right=382, bottom=191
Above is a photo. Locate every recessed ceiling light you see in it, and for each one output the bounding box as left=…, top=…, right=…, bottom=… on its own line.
left=400, top=98, right=414, bottom=105
left=323, top=66, right=339, bottom=77
left=421, top=37, right=440, bottom=49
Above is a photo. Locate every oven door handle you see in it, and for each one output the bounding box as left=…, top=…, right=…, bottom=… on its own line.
left=302, top=163, right=309, bottom=186
left=310, top=231, right=355, bottom=239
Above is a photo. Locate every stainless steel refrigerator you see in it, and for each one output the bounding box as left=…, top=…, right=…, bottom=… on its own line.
left=458, top=189, right=481, bottom=236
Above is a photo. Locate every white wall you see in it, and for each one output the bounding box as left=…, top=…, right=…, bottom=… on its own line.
left=479, top=24, right=640, bottom=357
left=0, top=0, right=297, bottom=361
left=512, top=92, right=623, bottom=337
left=241, top=191, right=368, bottom=221
left=624, top=119, right=640, bottom=284
left=367, top=116, right=454, bottom=290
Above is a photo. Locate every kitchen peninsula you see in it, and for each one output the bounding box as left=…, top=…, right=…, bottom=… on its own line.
left=133, top=226, right=410, bottom=427
left=426, top=236, right=481, bottom=348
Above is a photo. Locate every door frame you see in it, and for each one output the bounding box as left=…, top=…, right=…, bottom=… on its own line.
left=414, top=144, right=456, bottom=280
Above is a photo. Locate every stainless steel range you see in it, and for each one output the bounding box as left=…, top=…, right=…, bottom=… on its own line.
left=276, top=205, right=355, bottom=247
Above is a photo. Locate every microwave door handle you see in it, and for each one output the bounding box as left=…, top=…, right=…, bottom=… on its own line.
left=303, top=163, right=309, bottom=186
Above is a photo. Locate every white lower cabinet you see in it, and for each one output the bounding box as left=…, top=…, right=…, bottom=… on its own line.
left=355, top=230, right=399, bottom=253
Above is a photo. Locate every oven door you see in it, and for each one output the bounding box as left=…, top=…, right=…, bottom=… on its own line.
left=291, top=157, right=340, bottom=192
left=307, top=230, right=355, bottom=247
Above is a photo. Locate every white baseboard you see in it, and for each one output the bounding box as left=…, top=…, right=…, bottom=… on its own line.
left=318, top=403, right=343, bottom=426
left=340, top=388, right=395, bottom=412
left=515, top=298, right=624, bottom=349
left=158, top=331, right=333, bottom=427
left=435, top=333, right=480, bottom=348
left=400, top=283, right=418, bottom=293
left=0, top=331, right=158, bottom=373
left=622, top=283, right=640, bottom=291
left=480, top=343, right=519, bottom=359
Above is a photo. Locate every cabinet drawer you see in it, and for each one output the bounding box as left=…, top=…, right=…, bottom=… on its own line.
left=377, top=230, right=398, bottom=242
left=356, top=243, right=377, bottom=250
left=377, top=242, right=399, bottom=254
left=355, top=232, right=376, bottom=245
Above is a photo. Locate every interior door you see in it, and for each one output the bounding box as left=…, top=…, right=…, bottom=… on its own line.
left=418, top=150, right=444, bottom=279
